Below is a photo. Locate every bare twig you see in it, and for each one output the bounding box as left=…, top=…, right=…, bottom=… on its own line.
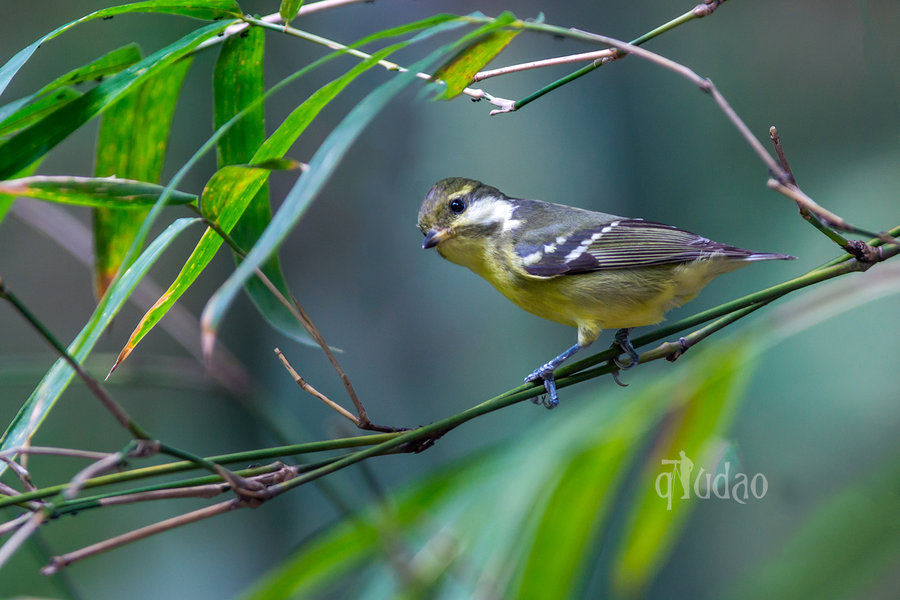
left=521, top=28, right=899, bottom=251
left=276, top=348, right=359, bottom=425
left=1, top=446, right=116, bottom=462
left=41, top=465, right=299, bottom=574
left=768, top=126, right=797, bottom=185
left=194, top=0, right=374, bottom=51
left=0, top=455, right=34, bottom=491
left=472, top=49, right=617, bottom=82
left=41, top=499, right=240, bottom=575
left=64, top=440, right=160, bottom=501
left=0, top=510, right=46, bottom=570
left=96, top=463, right=297, bottom=506
left=0, top=512, right=33, bottom=537
left=198, top=214, right=399, bottom=432
left=10, top=200, right=255, bottom=398
left=241, top=16, right=517, bottom=113
left=0, top=278, right=150, bottom=440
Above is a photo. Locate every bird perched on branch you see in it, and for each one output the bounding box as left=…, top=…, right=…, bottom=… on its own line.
left=417, top=177, right=794, bottom=408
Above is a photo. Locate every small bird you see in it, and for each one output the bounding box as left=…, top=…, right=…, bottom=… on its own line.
left=417, top=177, right=794, bottom=408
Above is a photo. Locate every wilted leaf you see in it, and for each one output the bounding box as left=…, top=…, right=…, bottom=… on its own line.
left=432, top=11, right=519, bottom=100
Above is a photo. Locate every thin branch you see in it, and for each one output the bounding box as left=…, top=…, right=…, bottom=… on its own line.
left=0, top=278, right=150, bottom=440
left=194, top=0, right=373, bottom=51
left=0, top=455, right=33, bottom=491
left=0, top=510, right=46, bottom=571
left=0, top=512, right=33, bottom=537
left=242, top=16, right=517, bottom=113
left=41, top=465, right=300, bottom=574
left=10, top=200, right=256, bottom=398
left=196, top=211, right=399, bottom=432
left=96, top=463, right=298, bottom=507
left=472, top=49, right=617, bottom=82
left=504, top=5, right=704, bottom=115
left=0, top=446, right=116, bottom=462
left=503, top=23, right=899, bottom=250
left=276, top=348, right=359, bottom=425
left=0, top=432, right=397, bottom=510
left=64, top=441, right=157, bottom=500
left=41, top=499, right=241, bottom=575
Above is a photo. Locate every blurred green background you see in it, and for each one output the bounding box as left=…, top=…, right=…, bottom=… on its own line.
left=1, top=0, right=898, bottom=597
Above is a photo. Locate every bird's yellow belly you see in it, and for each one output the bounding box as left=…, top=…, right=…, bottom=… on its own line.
left=485, top=258, right=746, bottom=345
left=437, top=237, right=746, bottom=346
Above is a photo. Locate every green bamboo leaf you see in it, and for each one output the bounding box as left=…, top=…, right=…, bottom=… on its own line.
left=0, top=217, right=201, bottom=476
left=432, top=11, right=519, bottom=100
left=242, top=371, right=670, bottom=599
left=94, top=56, right=192, bottom=297
left=0, top=44, right=142, bottom=135
left=201, top=15, right=491, bottom=351
left=0, top=88, right=82, bottom=139
left=0, top=162, right=41, bottom=224
left=39, top=43, right=144, bottom=95
left=280, top=0, right=305, bottom=26
left=610, top=340, right=758, bottom=597
left=214, top=25, right=322, bottom=351
left=0, top=20, right=231, bottom=181
left=511, top=436, right=635, bottom=599
left=113, top=40, right=425, bottom=370
left=0, top=1, right=240, bottom=100
left=0, top=175, right=196, bottom=207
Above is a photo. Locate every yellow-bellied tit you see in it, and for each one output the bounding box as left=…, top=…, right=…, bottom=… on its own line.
left=417, top=177, right=795, bottom=409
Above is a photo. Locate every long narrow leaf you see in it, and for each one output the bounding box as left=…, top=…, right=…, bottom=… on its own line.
left=200, top=15, right=495, bottom=351
left=213, top=26, right=313, bottom=347
left=0, top=20, right=231, bottom=180
left=0, top=88, right=82, bottom=139
left=94, top=56, right=192, bottom=297
left=610, top=339, right=756, bottom=597
left=0, top=176, right=196, bottom=208
left=432, top=11, right=519, bottom=100
left=0, top=44, right=142, bottom=135
left=0, top=0, right=240, bottom=100
left=112, top=20, right=467, bottom=369
left=0, top=218, right=202, bottom=477
left=0, top=162, right=41, bottom=224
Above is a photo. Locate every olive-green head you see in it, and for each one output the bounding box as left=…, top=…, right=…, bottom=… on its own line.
left=417, top=177, right=513, bottom=250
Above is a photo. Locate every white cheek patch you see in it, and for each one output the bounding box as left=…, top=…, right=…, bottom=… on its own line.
left=464, top=197, right=521, bottom=231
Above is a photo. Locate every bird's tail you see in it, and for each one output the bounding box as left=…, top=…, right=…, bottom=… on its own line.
left=743, top=252, right=796, bottom=261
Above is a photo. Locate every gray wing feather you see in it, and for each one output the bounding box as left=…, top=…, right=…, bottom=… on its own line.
left=515, top=219, right=771, bottom=277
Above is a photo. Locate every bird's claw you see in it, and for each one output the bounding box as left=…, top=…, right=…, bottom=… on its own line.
left=612, top=328, right=640, bottom=370
left=525, top=366, right=559, bottom=409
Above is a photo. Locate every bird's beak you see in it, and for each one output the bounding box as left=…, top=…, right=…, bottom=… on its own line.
left=422, top=227, right=451, bottom=249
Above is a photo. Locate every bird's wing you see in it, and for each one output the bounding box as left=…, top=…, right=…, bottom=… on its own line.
left=514, top=218, right=760, bottom=277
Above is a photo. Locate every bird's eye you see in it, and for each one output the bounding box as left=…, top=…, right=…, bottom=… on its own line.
left=448, top=198, right=467, bottom=214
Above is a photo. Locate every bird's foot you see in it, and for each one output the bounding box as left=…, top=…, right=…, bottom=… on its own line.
left=611, top=328, right=640, bottom=370
left=525, top=364, right=559, bottom=409
left=610, top=369, right=629, bottom=387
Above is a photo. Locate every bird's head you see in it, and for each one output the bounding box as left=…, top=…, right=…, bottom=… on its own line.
left=417, top=177, right=519, bottom=253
